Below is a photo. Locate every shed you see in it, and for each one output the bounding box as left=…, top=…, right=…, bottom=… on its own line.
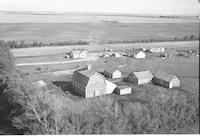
left=114, top=85, right=132, bottom=95
left=127, top=50, right=146, bottom=59
left=128, top=71, right=153, bottom=85
left=103, top=67, right=122, bottom=79
left=152, top=71, right=180, bottom=88
left=150, top=47, right=165, bottom=53
left=105, top=80, right=117, bottom=94
left=70, top=49, right=87, bottom=59
left=72, top=69, right=106, bottom=98
left=112, top=52, right=121, bottom=58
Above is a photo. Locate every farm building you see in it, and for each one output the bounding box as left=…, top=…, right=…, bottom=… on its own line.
left=112, top=52, right=121, bottom=58
left=70, top=49, right=87, bottom=59
left=114, top=85, right=132, bottom=95
left=72, top=69, right=106, bottom=98
left=102, top=53, right=110, bottom=58
left=128, top=71, right=153, bottom=85
left=105, top=80, right=117, bottom=94
left=34, top=80, right=47, bottom=89
left=152, top=71, right=180, bottom=88
left=149, top=47, right=165, bottom=53
left=127, top=50, right=146, bottom=59
left=103, top=67, right=122, bottom=79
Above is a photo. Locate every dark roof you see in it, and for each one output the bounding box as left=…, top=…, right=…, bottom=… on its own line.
left=154, top=71, right=177, bottom=82
left=73, top=70, right=100, bottom=87
left=126, top=49, right=144, bottom=55
left=104, top=66, right=120, bottom=74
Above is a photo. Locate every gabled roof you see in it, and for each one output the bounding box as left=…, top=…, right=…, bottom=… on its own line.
left=132, top=71, right=153, bottom=79
left=104, top=66, right=120, bottom=74
left=73, top=70, right=97, bottom=87
left=71, top=49, right=87, bottom=55
left=154, top=71, right=177, bottom=82
left=126, top=49, right=144, bottom=55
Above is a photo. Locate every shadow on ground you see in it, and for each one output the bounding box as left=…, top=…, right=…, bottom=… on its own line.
left=52, top=81, right=82, bottom=97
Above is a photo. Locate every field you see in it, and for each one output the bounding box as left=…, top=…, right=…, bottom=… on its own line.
left=2, top=12, right=199, bottom=134
left=13, top=41, right=199, bottom=95
left=0, top=23, right=198, bottom=43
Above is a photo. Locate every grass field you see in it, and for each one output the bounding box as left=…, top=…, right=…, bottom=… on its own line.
left=0, top=23, right=198, bottom=42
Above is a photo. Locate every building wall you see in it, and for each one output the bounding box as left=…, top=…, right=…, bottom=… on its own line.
left=72, top=81, right=85, bottom=97
left=138, top=78, right=152, bottom=85
left=135, top=52, right=145, bottom=58
left=152, top=78, right=170, bottom=88
left=85, top=74, right=106, bottom=98
left=169, top=77, right=180, bottom=88
left=128, top=74, right=138, bottom=84
left=119, top=88, right=132, bottom=95
left=79, top=52, right=87, bottom=58
left=112, top=71, right=122, bottom=78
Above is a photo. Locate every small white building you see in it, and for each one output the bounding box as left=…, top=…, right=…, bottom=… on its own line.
left=112, top=52, right=121, bottom=58
left=152, top=71, right=180, bottom=88
left=102, top=53, right=110, bottom=58
left=128, top=71, right=153, bottom=85
left=127, top=50, right=146, bottom=59
left=150, top=47, right=165, bottom=53
left=105, top=80, right=117, bottom=94
left=114, top=85, right=132, bottom=95
left=70, top=49, right=87, bottom=59
left=103, top=67, right=122, bottom=79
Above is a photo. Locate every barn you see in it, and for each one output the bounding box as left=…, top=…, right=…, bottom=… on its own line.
left=127, top=50, right=146, bottom=59
left=70, top=49, right=87, bottom=59
left=128, top=71, right=153, bottom=85
left=72, top=69, right=106, bottom=98
left=105, top=80, right=117, bottom=94
left=152, top=71, right=180, bottom=88
left=114, top=85, right=132, bottom=95
left=103, top=67, right=122, bottom=79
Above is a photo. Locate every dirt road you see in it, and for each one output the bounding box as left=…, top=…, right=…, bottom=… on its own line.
left=11, top=41, right=198, bottom=57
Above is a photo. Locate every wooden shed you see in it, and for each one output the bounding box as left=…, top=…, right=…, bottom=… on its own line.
left=128, top=71, right=153, bottom=85
left=152, top=71, right=180, bottom=88
left=114, top=85, right=132, bottom=95
left=72, top=69, right=106, bottom=98
left=103, top=67, right=122, bottom=79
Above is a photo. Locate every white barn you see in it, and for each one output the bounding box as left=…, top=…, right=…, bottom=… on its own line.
left=152, top=71, right=180, bottom=88
left=128, top=71, right=153, bottom=85
left=105, top=80, right=117, bottom=94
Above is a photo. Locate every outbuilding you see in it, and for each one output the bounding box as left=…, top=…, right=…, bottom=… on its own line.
left=127, top=50, right=146, bottom=59
left=72, top=69, right=106, bottom=98
left=112, top=52, right=121, bottom=58
left=70, top=49, right=87, bottom=59
left=149, top=47, right=165, bottom=53
left=128, top=71, right=153, bottom=85
left=103, top=67, right=122, bottom=79
left=152, top=71, right=180, bottom=88
left=114, top=85, right=132, bottom=95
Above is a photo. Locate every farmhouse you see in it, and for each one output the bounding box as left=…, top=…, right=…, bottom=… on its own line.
left=127, top=50, right=146, bottom=59
left=70, top=49, right=87, bottom=59
left=103, top=67, right=122, bottom=79
left=149, top=47, right=165, bottom=53
left=105, top=80, right=117, bottom=94
left=114, top=85, right=132, bottom=95
left=152, top=71, right=180, bottom=88
left=128, top=71, right=153, bottom=85
left=72, top=69, right=106, bottom=98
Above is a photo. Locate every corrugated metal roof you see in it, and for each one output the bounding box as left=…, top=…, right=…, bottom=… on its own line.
left=154, top=71, right=176, bottom=82
left=133, top=71, right=153, bottom=79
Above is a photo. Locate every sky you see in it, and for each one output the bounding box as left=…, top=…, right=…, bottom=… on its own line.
left=0, top=0, right=199, bottom=16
